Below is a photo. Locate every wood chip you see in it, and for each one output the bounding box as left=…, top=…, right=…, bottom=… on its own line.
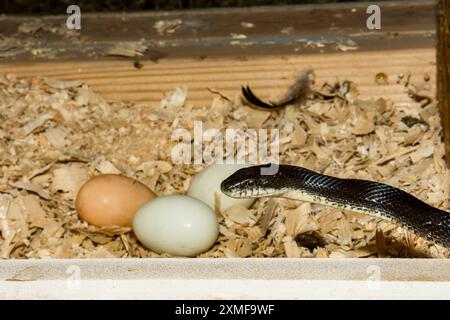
left=22, top=112, right=54, bottom=135
left=51, top=164, right=89, bottom=197
left=9, top=180, right=51, bottom=200
left=153, top=19, right=183, bottom=35
left=223, top=205, right=256, bottom=226
left=106, top=42, right=148, bottom=57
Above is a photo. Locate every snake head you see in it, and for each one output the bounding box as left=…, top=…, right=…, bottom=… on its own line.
left=220, top=164, right=288, bottom=199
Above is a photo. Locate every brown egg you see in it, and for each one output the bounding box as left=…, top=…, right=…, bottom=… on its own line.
left=75, top=174, right=156, bottom=227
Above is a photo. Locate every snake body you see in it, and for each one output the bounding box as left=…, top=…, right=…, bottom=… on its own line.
left=220, top=164, right=450, bottom=248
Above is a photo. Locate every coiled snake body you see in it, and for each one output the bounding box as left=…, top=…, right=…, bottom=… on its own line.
left=221, top=164, right=450, bottom=248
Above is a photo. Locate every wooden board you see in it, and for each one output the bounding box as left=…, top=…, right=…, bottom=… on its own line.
left=0, top=1, right=438, bottom=107
left=0, top=49, right=436, bottom=107
left=2, top=259, right=450, bottom=299
left=0, top=1, right=437, bottom=61
left=438, top=0, right=450, bottom=167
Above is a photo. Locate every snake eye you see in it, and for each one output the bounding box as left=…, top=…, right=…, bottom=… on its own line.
left=247, top=180, right=256, bottom=189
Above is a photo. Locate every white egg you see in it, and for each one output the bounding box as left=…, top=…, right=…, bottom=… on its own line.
left=187, top=162, right=254, bottom=212
left=132, top=195, right=219, bottom=257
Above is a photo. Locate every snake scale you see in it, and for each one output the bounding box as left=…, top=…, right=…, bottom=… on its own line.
left=221, top=163, right=450, bottom=248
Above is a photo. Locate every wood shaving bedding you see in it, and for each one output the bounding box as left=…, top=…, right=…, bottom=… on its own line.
left=0, top=71, right=448, bottom=259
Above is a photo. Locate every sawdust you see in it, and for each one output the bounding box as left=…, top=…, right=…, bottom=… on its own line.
left=0, top=70, right=448, bottom=259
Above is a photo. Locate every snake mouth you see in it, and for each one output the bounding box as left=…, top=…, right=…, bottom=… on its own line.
left=223, top=187, right=284, bottom=199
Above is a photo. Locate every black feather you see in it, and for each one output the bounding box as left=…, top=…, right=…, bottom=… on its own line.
left=241, top=86, right=279, bottom=109
left=241, top=68, right=313, bottom=110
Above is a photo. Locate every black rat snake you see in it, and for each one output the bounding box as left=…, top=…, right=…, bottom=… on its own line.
left=221, top=164, right=450, bottom=248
